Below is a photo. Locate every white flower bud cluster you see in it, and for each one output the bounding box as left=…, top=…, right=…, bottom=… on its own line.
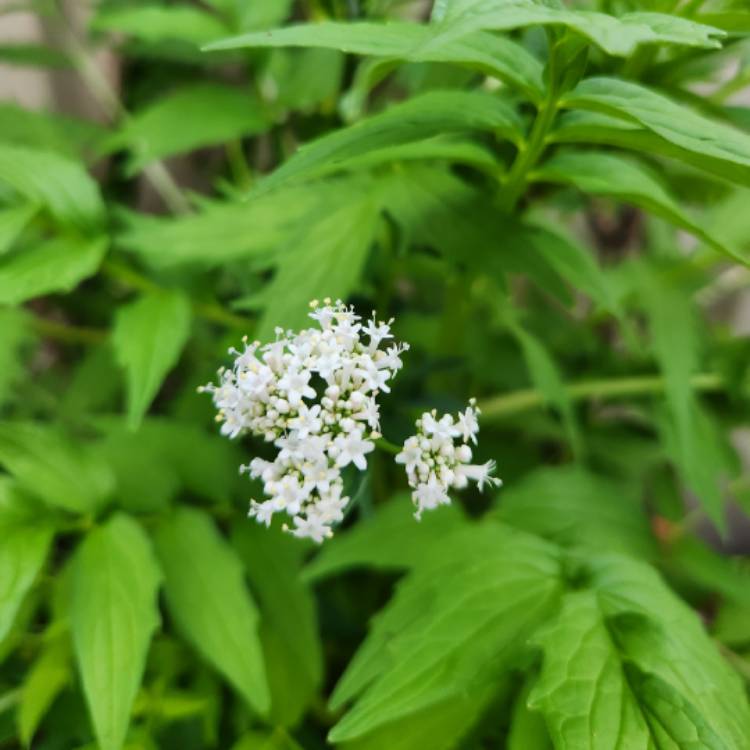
left=200, top=299, right=409, bottom=543
left=396, top=400, right=501, bottom=519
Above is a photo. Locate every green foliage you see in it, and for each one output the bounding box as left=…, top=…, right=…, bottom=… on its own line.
left=3, top=0, right=750, bottom=748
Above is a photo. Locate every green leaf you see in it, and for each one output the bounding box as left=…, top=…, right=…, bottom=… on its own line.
left=0, top=43, right=71, bottom=68
left=507, top=674, right=552, bottom=750
left=112, top=289, right=192, bottom=430
left=0, top=235, right=107, bottom=305
left=0, top=421, right=114, bottom=514
left=117, top=180, right=345, bottom=269
left=0, top=507, right=53, bottom=645
left=252, top=190, right=381, bottom=341
left=493, top=466, right=656, bottom=559
left=0, top=103, right=105, bottom=159
left=92, top=5, right=228, bottom=46
left=18, top=633, right=70, bottom=745
left=153, top=508, right=269, bottom=714
left=104, top=84, right=268, bottom=173
left=252, top=89, right=521, bottom=195
left=561, top=78, right=750, bottom=186
left=529, top=591, right=657, bottom=748
left=232, top=524, right=322, bottom=727
left=0, top=144, right=104, bottom=230
left=532, top=150, right=749, bottom=266
left=551, top=110, right=750, bottom=188
left=0, top=203, right=37, bottom=255
left=304, top=495, right=468, bottom=581
left=329, top=523, right=562, bottom=741
left=0, top=307, right=30, bottom=408
left=429, top=2, right=723, bottom=56
left=72, top=515, right=162, bottom=750
left=205, top=21, right=544, bottom=102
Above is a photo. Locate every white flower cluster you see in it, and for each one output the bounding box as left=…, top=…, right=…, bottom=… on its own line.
left=200, top=299, right=408, bottom=543
left=396, top=400, right=501, bottom=519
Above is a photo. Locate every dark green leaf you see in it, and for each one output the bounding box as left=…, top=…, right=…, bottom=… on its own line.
left=112, top=289, right=192, bottom=430
left=72, top=514, right=161, bottom=750
left=0, top=307, right=30, bottom=408
left=153, top=508, right=270, bottom=714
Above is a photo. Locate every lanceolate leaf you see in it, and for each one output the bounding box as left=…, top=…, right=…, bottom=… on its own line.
left=153, top=508, right=270, bottom=714
left=0, top=236, right=107, bottom=305
left=427, top=2, right=723, bottom=57
left=104, top=84, right=269, bottom=173
left=205, top=21, right=544, bottom=102
left=72, top=514, right=162, bottom=750
left=561, top=78, right=750, bottom=185
left=112, top=289, right=192, bottom=430
left=551, top=110, right=750, bottom=188
left=0, top=144, right=104, bottom=230
left=0, top=509, right=53, bottom=644
left=251, top=89, right=522, bottom=195
left=532, top=150, right=750, bottom=266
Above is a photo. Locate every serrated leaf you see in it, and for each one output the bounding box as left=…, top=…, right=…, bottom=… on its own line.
left=153, top=508, right=269, bottom=714
left=0, top=507, right=53, bottom=645
left=105, top=84, right=268, bottom=173
left=252, top=190, right=380, bottom=341
left=0, top=144, right=104, bottom=230
left=561, top=78, right=750, bottom=185
left=232, top=524, right=322, bottom=727
left=532, top=150, right=749, bottom=266
left=18, top=634, right=71, bottom=746
left=551, top=110, right=750, bottom=187
left=72, top=514, right=161, bottom=750
left=428, top=2, right=723, bottom=57
left=304, top=496, right=468, bottom=581
left=0, top=203, right=37, bottom=255
left=329, top=523, right=562, bottom=741
left=0, top=421, right=114, bottom=514
left=0, top=235, right=107, bottom=305
left=117, top=180, right=344, bottom=269
left=92, top=5, right=228, bottom=46
left=112, top=289, right=191, bottom=430
left=206, top=21, right=544, bottom=101
left=251, top=89, right=521, bottom=195
left=493, top=466, right=656, bottom=559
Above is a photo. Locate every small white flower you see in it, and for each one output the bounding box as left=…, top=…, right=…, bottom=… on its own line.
left=334, top=428, right=375, bottom=471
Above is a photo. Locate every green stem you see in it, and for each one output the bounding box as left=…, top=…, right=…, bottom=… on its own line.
left=28, top=315, right=107, bottom=345
left=479, top=372, right=726, bottom=422
left=375, top=437, right=401, bottom=455
left=501, top=43, right=560, bottom=211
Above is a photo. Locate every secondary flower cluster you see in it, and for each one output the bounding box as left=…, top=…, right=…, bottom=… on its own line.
left=201, top=299, right=408, bottom=542
left=396, top=400, right=502, bottom=519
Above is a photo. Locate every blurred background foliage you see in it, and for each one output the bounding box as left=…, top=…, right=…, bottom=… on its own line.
left=1, top=0, right=750, bottom=748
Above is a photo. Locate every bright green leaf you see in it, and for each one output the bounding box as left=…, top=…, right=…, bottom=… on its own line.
left=104, top=84, right=268, bottom=173
left=112, top=289, right=192, bottom=430
left=0, top=235, right=107, bottom=306
left=72, top=514, right=161, bottom=750
left=0, top=144, right=104, bottom=230
left=0, top=421, right=114, bottom=514
left=0, top=203, right=37, bottom=255
left=206, top=21, right=544, bottom=102
left=153, top=508, right=270, bottom=714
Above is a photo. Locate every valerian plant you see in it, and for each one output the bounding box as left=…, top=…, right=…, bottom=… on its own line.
left=1, top=0, right=750, bottom=748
